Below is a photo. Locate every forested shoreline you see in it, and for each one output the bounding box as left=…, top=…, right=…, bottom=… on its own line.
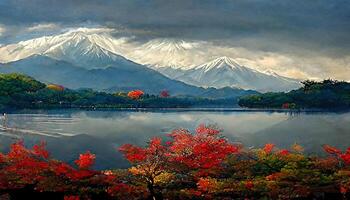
left=0, top=73, right=237, bottom=111
left=239, top=80, right=350, bottom=109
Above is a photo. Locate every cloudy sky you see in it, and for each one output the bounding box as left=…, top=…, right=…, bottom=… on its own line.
left=0, top=0, right=349, bottom=80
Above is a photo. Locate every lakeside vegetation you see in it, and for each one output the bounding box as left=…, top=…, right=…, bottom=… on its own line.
left=0, top=73, right=237, bottom=110
left=1, top=125, right=350, bottom=199
left=239, top=80, right=350, bottom=109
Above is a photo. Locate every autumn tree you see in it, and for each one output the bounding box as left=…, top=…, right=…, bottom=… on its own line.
left=47, top=84, right=65, bottom=91
left=127, top=90, right=144, bottom=100
left=119, top=137, right=169, bottom=200
left=159, top=90, right=170, bottom=98
left=167, top=124, right=239, bottom=176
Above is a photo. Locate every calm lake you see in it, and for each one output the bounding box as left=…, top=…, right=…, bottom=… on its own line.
left=0, top=109, right=349, bottom=169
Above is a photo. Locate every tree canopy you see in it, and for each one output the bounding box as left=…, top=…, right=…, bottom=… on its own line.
left=238, top=79, right=350, bottom=109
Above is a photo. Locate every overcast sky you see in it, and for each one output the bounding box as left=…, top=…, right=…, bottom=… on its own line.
left=0, top=0, right=349, bottom=80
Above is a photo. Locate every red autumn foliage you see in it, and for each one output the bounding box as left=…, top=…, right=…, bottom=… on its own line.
left=266, top=172, right=283, bottom=181
left=64, top=195, right=80, bottom=200
left=197, top=178, right=217, bottom=193
left=160, top=90, right=170, bottom=98
left=197, top=178, right=211, bottom=192
left=282, top=103, right=290, bottom=109
left=107, top=183, right=133, bottom=196
left=75, top=151, right=95, bottom=169
left=3, top=125, right=350, bottom=199
left=127, top=90, right=144, bottom=99
left=278, top=149, right=290, bottom=156
left=167, top=124, right=238, bottom=174
left=263, top=143, right=275, bottom=154
left=341, top=186, right=348, bottom=194
left=0, top=141, right=102, bottom=194
left=119, top=144, right=147, bottom=163
left=119, top=137, right=166, bottom=164
left=119, top=137, right=168, bottom=199
left=323, top=145, right=350, bottom=165
left=32, top=141, right=50, bottom=159
left=323, top=144, right=342, bottom=155
left=340, top=152, right=350, bottom=165
left=245, top=181, right=254, bottom=190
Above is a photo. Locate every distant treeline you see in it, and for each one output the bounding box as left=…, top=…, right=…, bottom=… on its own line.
left=238, top=79, right=350, bottom=109
left=0, top=73, right=237, bottom=110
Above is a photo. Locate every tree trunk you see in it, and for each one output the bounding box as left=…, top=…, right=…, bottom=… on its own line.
left=147, top=183, right=156, bottom=200
left=147, top=182, right=163, bottom=200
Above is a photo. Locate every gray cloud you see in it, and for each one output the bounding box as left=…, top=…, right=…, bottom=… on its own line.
left=1, top=1, right=349, bottom=44
left=0, top=0, right=349, bottom=79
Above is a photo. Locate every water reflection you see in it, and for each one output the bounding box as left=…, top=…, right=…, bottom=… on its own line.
left=0, top=109, right=349, bottom=169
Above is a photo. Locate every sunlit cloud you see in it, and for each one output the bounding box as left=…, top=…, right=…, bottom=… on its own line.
left=0, top=24, right=349, bottom=81
left=26, top=23, right=61, bottom=32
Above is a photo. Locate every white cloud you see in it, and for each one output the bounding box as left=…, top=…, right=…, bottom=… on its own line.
left=65, top=27, right=115, bottom=34
left=1, top=25, right=349, bottom=81
left=112, top=36, right=350, bottom=81
left=26, top=23, right=60, bottom=32
left=0, top=24, right=6, bottom=36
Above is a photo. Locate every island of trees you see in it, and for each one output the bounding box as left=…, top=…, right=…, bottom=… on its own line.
left=239, top=79, right=350, bottom=109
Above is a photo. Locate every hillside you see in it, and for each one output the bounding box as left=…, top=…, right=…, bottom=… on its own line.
left=238, top=80, right=350, bottom=109
left=155, top=57, right=301, bottom=92
left=0, top=73, right=246, bottom=110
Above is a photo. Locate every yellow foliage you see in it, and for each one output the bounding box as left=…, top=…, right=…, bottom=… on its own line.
left=291, top=143, right=304, bottom=153
left=154, top=172, right=174, bottom=184
left=47, top=84, right=64, bottom=91
left=128, top=166, right=144, bottom=175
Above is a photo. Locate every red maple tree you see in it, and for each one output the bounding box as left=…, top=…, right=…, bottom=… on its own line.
left=160, top=90, right=170, bottom=98
left=127, top=90, right=144, bottom=99
left=167, top=124, right=239, bottom=175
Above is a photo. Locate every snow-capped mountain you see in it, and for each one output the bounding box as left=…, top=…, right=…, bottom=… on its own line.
left=159, top=56, right=301, bottom=92
left=0, top=28, right=301, bottom=92
left=0, top=28, right=130, bottom=69
left=128, top=39, right=203, bottom=69
left=0, top=29, right=256, bottom=97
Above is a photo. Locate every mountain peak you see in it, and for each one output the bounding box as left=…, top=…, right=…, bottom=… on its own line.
left=142, top=39, right=196, bottom=53
left=0, top=28, right=125, bottom=65
left=195, top=56, right=242, bottom=71
left=215, top=56, right=240, bottom=66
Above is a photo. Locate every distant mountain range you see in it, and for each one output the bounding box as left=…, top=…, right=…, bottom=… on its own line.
left=0, top=28, right=301, bottom=96
left=155, top=57, right=301, bottom=92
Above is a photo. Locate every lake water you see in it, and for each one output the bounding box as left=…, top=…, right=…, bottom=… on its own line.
left=0, top=109, right=349, bottom=169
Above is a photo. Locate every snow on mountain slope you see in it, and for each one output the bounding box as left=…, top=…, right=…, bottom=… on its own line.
left=0, top=55, right=256, bottom=98
left=0, top=28, right=130, bottom=69
left=166, top=56, right=302, bottom=92
left=0, top=28, right=301, bottom=92
left=127, top=39, right=203, bottom=69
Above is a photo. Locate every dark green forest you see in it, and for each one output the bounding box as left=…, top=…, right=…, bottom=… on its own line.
left=0, top=73, right=237, bottom=110
left=239, top=79, right=350, bottom=109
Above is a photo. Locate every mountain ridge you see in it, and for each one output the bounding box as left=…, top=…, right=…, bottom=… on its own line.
left=0, top=55, right=256, bottom=98
left=0, top=28, right=300, bottom=92
left=156, top=56, right=302, bottom=92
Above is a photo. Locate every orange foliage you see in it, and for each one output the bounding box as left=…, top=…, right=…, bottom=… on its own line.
left=127, top=90, right=144, bottom=99
left=245, top=180, right=254, bottom=190
left=2, top=125, right=350, bottom=199
left=263, top=143, right=275, bottom=154
left=47, top=84, right=65, bottom=91
left=323, top=144, right=342, bottom=155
